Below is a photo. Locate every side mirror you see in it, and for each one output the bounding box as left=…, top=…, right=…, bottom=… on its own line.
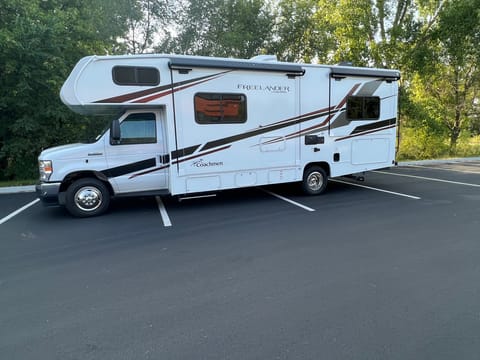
left=110, top=119, right=121, bottom=143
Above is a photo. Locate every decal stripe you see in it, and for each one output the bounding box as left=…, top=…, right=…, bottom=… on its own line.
left=95, top=84, right=172, bottom=104
left=173, top=145, right=231, bottom=165
left=259, top=113, right=334, bottom=146
left=335, top=83, right=361, bottom=109
left=355, top=80, right=383, bottom=97
left=335, top=124, right=396, bottom=141
left=258, top=83, right=362, bottom=146
left=351, top=118, right=396, bottom=134
left=200, top=108, right=337, bottom=152
left=171, top=145, right=201, bottom=160
left=95, top=72, right=229, bottom=104
left=102, top=158, right=156, bottom=178
left=129, top=146, right=231, bottom=180
left=129, top=164, right=170, bottom=179
left=133, top=72, right=229, bottom=103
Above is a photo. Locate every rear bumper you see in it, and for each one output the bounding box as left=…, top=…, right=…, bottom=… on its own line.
left=36, top=182, right=62, bottom=206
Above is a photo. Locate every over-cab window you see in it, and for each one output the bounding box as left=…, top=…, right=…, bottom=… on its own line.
left=116, top=113, right=156, bottom=145
left=194, top=93, right=247, bottom=124
left=112, top=66, right=160, bottom=86
left=346, top=96, right=380, bottom=120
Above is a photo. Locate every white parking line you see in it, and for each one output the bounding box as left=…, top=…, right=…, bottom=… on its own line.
left=261, top=189, right=316, bottom=212
left=374, top=170, right=480, bottom=188
left=402, top=164, right=480, bottom=174
left=331, top=179, right=421, bottom=200
left=0, top=199, right=40, bottom=225
left=155, top=196, right=172, bottom=227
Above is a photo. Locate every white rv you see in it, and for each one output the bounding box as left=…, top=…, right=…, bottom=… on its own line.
left=36, top=54, right=400, bottom=217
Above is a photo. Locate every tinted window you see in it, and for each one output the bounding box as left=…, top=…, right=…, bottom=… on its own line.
left=346, top=96, right=380, bottom=120
left=115, top=113, right=156, bottom=145
left=112, top=66, right=160, bottom=86
left=195, top=93, right=247, bottom=124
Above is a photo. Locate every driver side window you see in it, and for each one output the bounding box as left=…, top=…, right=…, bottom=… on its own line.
left=117, top=113, right=156, bottom=145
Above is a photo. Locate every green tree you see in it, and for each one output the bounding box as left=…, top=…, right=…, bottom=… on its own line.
left=274, top=0, right=445, bottom=67
left=272, top=0, right=334, bottom=62
left=160, top=0, right=276, bottom=58
left=118, top=0, right=172, bottom=54
left=426, top=0, right=480, bottom=153
left=0, top=0, right=128, bottom=180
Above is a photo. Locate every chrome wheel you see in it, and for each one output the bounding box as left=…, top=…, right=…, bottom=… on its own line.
left=302, top=166, right=328, bottom=195
left=74, top=186, right=103, bottom=212
left=306, top=171, right=324, bottom=192
left=65, top=178, right=110, bottom=217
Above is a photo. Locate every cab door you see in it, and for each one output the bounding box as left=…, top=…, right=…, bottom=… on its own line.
left=105, top=110, right=168, bottom=194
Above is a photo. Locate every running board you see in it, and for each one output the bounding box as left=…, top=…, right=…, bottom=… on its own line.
left=178, top=194, right=217, bottom=202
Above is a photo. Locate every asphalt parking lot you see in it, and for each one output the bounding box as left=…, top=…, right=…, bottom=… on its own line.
left=1, top=161, right=480, bottom=360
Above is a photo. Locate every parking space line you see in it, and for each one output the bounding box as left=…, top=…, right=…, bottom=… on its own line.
left=374, top=170, right=480, bottom=188
left=401, top=164, right=480, bottom=174
left=331, top=179, right=421, bottom=200
left=0, top=199, right=40, bottom=225
left=155, top=196, right=172, bottom=227
left=261, top=189, right=316, bottom=212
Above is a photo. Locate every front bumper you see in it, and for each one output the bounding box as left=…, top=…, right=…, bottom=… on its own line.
left=36, top=182, right=62, bottom=206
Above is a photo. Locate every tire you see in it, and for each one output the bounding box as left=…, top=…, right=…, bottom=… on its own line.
left=65, top=178, right=110, bottom=217
left=302, top=166, right=328, bottom=195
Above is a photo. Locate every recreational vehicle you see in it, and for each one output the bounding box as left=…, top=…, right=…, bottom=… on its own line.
left=36, top=54, right=400, bottom=217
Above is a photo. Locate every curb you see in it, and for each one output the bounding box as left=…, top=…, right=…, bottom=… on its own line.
left=0, top=185, right=36, bottom=195
left=398, top=156, right=480, bottom=166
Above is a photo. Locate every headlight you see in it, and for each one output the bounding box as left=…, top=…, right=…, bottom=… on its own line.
left=39, top=160, right=53, bottom=182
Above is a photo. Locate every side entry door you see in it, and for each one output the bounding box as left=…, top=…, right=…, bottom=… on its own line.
left=105, top=110, right=168, bottom=194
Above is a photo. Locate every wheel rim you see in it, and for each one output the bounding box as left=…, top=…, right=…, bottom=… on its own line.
left=74, top=186, right=103, bottom=212
left=307, top=171, right=324, bottom=191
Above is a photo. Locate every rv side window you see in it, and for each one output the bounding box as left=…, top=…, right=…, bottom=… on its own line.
left=346, top=96, right=380, bottom=120
left=115, top=113, right=156, bottom=145
left=112, top=66, right=160, bottom=86
left=194, top=93, right=247, bottom=124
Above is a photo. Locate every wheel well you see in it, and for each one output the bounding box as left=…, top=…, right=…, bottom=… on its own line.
left=60, top=171, right=114, bottom=195
left=304, top=162, right=331, bottom=177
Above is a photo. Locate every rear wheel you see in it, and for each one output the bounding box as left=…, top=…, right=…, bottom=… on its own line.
left=302, top=166, right=328, bottom=195
left=65, top=178, right=110, bottom=217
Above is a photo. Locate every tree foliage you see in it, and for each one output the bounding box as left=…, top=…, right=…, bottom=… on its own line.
left=118, top=0, right=172, bottom=54
left=0, top=0, right=128, bottom=180
left=159, top=0, right=276, bottom=58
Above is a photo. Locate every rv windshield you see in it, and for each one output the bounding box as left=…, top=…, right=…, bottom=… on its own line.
left=79, top=115, right=113, bottom=144
left=93, top=123, right=110, bottom=142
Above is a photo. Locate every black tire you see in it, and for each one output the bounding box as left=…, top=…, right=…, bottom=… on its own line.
left=302, top=166, right=328, bottom=195
left=65, top=178, right=110, bottom=217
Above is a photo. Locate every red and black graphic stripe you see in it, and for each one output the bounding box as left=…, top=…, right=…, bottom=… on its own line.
left=128, top=163, right=170, bottom=179
left=200, top=106, right=339, bottom=152
left=129, top=145, right=231, bottom=179
left=173, top=145, right=231, bottom=165
left=95, top=71, right=230, bottom=104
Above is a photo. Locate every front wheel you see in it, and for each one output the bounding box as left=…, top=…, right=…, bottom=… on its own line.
left=65, top=178, right=110, bottom=217
left=302, top=166, right=328, bottom=195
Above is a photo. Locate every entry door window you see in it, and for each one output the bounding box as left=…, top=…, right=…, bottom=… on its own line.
left=346, top=96, right=380, bottom=120
left=118, top=113, right=156, bottom=144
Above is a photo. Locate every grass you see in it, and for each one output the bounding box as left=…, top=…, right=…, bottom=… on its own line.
left=0, top=179, right=36, bottom=188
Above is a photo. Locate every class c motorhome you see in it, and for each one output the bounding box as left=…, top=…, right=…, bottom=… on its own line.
left=36, top=54, right=400, bottom=217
